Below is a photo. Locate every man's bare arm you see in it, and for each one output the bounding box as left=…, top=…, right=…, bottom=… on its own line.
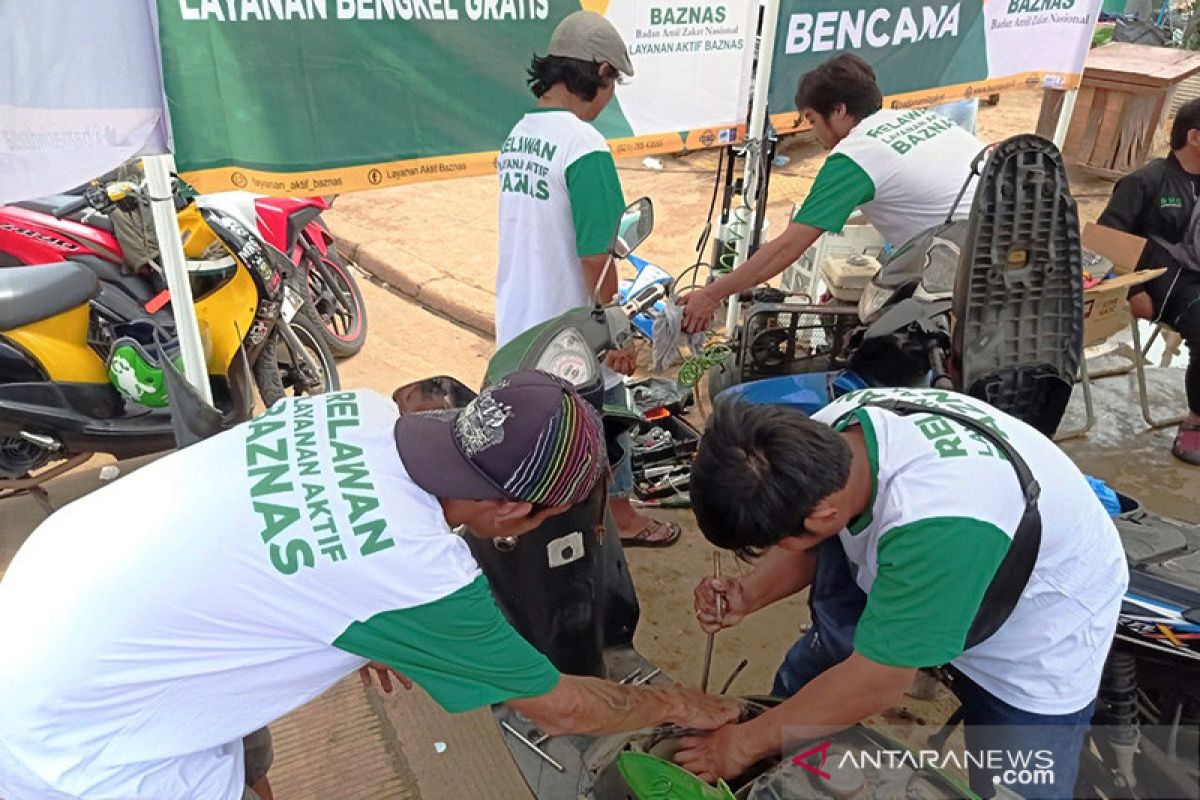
left=724, top=652, right=912, bottom=767
left=679, top=222, right=824, bottom=333
left=742, top=544, right=819, bottom=613
left=507, top=674, right=741, bottom=737
left=580, top=253, right=618, bottom=305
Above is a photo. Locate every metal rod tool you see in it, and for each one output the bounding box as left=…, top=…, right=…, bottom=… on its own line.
left=699, top=552, right=723, bottom=692
left=500, top=720, right=565, bottom=772
left=719, top=658, right=749, bottom=695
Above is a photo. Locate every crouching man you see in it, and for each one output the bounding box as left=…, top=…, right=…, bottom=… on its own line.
left=0, top=370, right=739, bottom=800
left=677, top=388, right=1127, bottom=799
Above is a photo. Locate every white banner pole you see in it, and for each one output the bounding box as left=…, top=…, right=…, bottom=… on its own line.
left=725, top=0, right=782, bottom=334
left=143, top=154, right=213, bottom=405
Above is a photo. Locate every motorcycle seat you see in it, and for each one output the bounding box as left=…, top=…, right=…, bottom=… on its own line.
left=0, top=262, right=100, bottom=331
left=12, top=195, right=116, bottom=233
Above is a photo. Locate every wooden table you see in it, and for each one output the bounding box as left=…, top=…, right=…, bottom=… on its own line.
left=1037, top=43, right=1200, bottom=178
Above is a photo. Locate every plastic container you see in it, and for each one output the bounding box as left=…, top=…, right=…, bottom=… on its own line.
left=821, top=254, right=881, bottom=302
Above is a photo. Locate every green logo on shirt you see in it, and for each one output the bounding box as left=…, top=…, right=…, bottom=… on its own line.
left=1161, top=196, right=1185, bottom=209
left=245, top=394, right=394, bottom=576
left=500, top=166, right=550, bottom=200
left=865, top=110, right=956, bottom=155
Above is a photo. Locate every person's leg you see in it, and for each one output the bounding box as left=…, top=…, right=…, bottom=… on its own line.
left=1160, top=278, right=1200, bottom=463
left=773, top=537, right=866, bottom=696
left=952, top=670, right=1094, bottom=800
left=242, top=727, right=274, bottom=800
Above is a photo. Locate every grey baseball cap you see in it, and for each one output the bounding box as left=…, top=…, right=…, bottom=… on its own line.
left=548, top=10, right=635, bottom=77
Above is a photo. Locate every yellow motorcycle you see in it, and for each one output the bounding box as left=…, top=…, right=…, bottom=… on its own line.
left=0, top=180, right=339, bottom=486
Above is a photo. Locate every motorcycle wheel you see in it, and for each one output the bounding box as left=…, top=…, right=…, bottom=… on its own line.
left=253, top=307, right=341, bottom=408
left=0, top=436, right=53, bottom=480
left=302, top=242, right=367, bottom=359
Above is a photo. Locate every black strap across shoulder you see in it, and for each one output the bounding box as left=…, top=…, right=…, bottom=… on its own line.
left=837, top=398, right=1042, bottom=650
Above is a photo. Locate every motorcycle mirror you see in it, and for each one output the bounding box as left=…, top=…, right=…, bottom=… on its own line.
left=392, top=376, right=476, bottom=413
left=593, top=197, right=654, bottom=308
left=609, top=197, right=654, bottom=260
left=1183, top=606, right=1200, bottom=627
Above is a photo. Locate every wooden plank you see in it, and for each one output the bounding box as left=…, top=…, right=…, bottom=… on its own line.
left=1036, top=89, right=1064, bottom=140
left=1075, top=88, right=1108, bottom=166
left=1085, top=43, right=1200, bottom=87
left=1064, top=86, right=1097, bottom=159
left=1091, top=89, right=1127, bottom=170
left=1080, top=76, right=1166, bottom=95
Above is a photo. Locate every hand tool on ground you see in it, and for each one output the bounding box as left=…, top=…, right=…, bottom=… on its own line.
left=699, top=552, right=723, bottom=692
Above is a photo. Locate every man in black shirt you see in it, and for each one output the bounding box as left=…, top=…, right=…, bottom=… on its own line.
left=1098, top=99, right=1200, bottom=464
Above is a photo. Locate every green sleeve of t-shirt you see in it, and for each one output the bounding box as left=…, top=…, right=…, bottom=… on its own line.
left=332, top=575, right=560, bottom=713
left=793, top=154, right=876, bottom=233
left=566, top=150, right=626, bottom=257
left=853, top=517, right=1011, bottom=668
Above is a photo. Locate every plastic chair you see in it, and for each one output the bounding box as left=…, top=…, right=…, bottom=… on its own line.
left=1056, top=304, right=1185, bottom=440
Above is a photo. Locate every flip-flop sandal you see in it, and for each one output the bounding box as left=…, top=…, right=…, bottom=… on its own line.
left=620, top=519, right=682, bottom=548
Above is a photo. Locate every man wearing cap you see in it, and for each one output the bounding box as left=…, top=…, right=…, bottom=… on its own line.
left=493, top=12, right=680, bottom=547
left=0, top=371, right=739, bottom=800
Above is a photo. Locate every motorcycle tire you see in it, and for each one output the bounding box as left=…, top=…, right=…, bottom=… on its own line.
left=303, top=242, right=367, bottom=359
left=253, top=307, right=342, bottom=408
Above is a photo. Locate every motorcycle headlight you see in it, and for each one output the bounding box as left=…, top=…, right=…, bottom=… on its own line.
left=534, top=327, right=598, bottom=388
left=857, top=282, right=895, bottom=323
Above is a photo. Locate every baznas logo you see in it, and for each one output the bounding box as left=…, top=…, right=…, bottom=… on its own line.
left=1161, top=196, right=1185, bottom=209
left=1007, top=0, right=1075, bottom=12
left=784, top=4, right=961, bottom=55
left=650, top=5, right=727, bottom=25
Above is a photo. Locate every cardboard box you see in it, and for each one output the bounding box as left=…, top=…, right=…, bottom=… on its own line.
left=1080, top=223, right=1167, bottom=343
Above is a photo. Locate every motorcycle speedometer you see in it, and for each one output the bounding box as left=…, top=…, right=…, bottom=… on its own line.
left=534, top=327, right=599, bottom=388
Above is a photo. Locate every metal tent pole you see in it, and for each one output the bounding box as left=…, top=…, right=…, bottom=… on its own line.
left=143, top=154, right=213, bottom=404
left=724, top=0, right=781, bottom=334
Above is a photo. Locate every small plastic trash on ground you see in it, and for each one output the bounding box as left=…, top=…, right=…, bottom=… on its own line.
left=434, top=741, right=447, bottom=754
left=772, top=154, right=791, bottom=168
left=99, top=465, right=121, bottom=482
left=642, top=157, right=663, bottom=170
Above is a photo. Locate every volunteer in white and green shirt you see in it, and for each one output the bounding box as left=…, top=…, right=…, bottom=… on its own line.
left=0, top=371, right=738, bottom=800
left=494, top=10, right=680, bottom=547
left=679, top=53, right=984, bottom=333
left=679, top=388, right=1128, bottom=799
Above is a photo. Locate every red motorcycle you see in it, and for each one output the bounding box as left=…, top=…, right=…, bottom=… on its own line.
left=198, top=192, right=367, bottom=358
left=0, top=187, right=367, bottom=359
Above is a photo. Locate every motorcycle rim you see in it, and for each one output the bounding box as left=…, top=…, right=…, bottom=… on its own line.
left=302, top=245, right=367, bottom=357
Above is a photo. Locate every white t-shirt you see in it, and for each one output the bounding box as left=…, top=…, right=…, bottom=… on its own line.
left=794, top=108, right=984, bottom=247
left=0, top=391, right=557, bottom=800
left=813, top=387, right=1128, bottom=715
left=494, top=109, right=625, bottom=347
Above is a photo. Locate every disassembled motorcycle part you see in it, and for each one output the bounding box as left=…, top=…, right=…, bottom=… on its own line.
left=499, top=720, right=565, bottom=773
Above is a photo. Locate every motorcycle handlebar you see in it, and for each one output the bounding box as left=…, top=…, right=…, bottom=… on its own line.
left=53, top=195, right=92, bottom=219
